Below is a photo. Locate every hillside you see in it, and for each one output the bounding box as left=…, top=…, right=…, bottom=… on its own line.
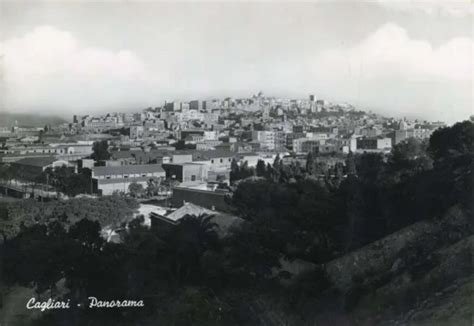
left=266, top=205, right=473, bottom=325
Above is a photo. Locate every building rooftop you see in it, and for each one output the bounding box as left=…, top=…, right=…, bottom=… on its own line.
left=93, top=163, right=165, bottom=176
left=192, top=150, right=235, bottom=160
left=164, top=202, right=215, bottom=222
left=12, top=156, right=60, bottom=167
left=151, top=202, right=243, bottom=237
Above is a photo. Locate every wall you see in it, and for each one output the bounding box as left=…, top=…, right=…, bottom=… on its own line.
left=171, top=187, right=231, bottom=212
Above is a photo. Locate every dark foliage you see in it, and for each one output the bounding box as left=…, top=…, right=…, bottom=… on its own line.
left=91, top=140, right=111, bottom=161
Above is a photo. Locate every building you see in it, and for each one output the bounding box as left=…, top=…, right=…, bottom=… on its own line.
left=1, top=143, right=93, bottom=162
left=92, top=164, right=165, bottom=195
left=360, top=126, right=382, bottom=138
left=171, top=185, right=231, bottom=212
left=180, top=130, right=204, bottom=140
left=130, top=125, right=145, bottom=140
left=306, top=132, right=329, bottom=142
left=164, top=102, right=181, bottom=112
left=238, top=152, right=275, bottom=167
left=252, top=131, right=286, bottom=150
left=203, top=131, right=218, bottom=140
left=189, top=100, right=203, bottom=111
left=162, top=163, right=207, bottom=183
left=393, top=128, right=433, bottom=145
left=215, top=142, right=254, bottom=153
left=357, top=137, right=392, bottom=151
left=150, top=202, right=242, bottom=238
left=301, top=140, right=322, bottom=154
left=192, top=150, right=234, bottom=171
left=195, top=140, right=223, bottom=151
left=334, top=137, right=358, bottom=153
left=292, top=137, right=306, bottom=153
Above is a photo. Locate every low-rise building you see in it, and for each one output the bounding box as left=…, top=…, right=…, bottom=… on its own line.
left=170, top=185, right=231, bottom=212
left=162, top=163, right=208, bottom=183
left=92, top=164, right=165, bottom=195
left=150, top=202, right=242, bottom=238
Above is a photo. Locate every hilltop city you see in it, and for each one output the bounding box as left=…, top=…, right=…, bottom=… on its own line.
left=0, top=92, right=446, bottom=199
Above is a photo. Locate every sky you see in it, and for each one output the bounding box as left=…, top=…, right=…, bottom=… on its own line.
left=0, top=0, right=472, bottom=123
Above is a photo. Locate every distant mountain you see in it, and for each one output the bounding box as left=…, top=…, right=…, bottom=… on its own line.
left=0, top=112, right=67, bottom=127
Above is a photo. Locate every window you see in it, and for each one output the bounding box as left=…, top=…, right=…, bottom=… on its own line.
left=106, top=176, right=111, bottom=179
left=191, top=175, right=196, bottom=181
left=220, top=158, right=223, bottom=163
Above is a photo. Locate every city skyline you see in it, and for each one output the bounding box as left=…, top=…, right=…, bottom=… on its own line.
left=1, top=0, right=472, bottom=124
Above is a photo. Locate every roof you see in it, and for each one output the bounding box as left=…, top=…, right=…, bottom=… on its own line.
left=162, top=162, right=203, bottom=167
left=152, top=202, right=243, bottom=237
left=165, top=202, right=215, bottom=222
left=12, top=156, right=60, bottom=167
left=96, top=176, right=162, bottom=184
left=0, top=152, right=54, bottom=158
left=192, top=150, right=235, bottom=160
left=110, top=151, right=135, bottom=159
left=237, top=152, right=259, bottom=156
left=93, top=164, right=165, bottom=176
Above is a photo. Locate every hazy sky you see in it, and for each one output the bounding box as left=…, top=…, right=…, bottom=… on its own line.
left=0, top=0, right=472, bottom=123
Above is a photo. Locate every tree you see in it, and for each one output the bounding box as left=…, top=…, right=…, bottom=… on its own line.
left=161, top=178, right=179, bottom=196
left=273, top=154, right=281, bottom=169
left=91, top=140, right=111, bottom=161
left=428, top=121, right=473, bottom=162
left=265, top=163, right=274, bottom=180
left=177, top=214, right=218, bottom=252
left=355, top=153, right=385, bottom=184
left=388, top=138, right=432, bottom=182
left=68, top=219, right=104, bottom=250
left=65, top=219, right=107, bottom=302
left=38, top=166, right=91, bottom=197
left=230, top=158, right=240, bottom=183
left=3, top=222, right=69, bottom=297
left=0, top=165, right=14, bottom=189
left=306, top=152, right=314, bottom=174
left=345, top=152, right=357, bottom=176
left=161, top=214, right=219, bottom=283
left=256, top=160, right=266, bottom=177
left=239, top=161, right=255, bottom=180
left=146, top=178, right=162, bottom=197
left=128, top=182, right=145, bottom=198
left=425, top=120, right=473, bottom=212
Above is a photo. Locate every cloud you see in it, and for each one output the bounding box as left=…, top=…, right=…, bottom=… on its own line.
left=375, top=0, right=474, bottom=17
left=310, top=23, right=473, bottom=123
left=0, top=23, right=472, bottom=124
left=314, top=23, right=472, bottom=81
left=1, top=26, right=155, bottom=114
